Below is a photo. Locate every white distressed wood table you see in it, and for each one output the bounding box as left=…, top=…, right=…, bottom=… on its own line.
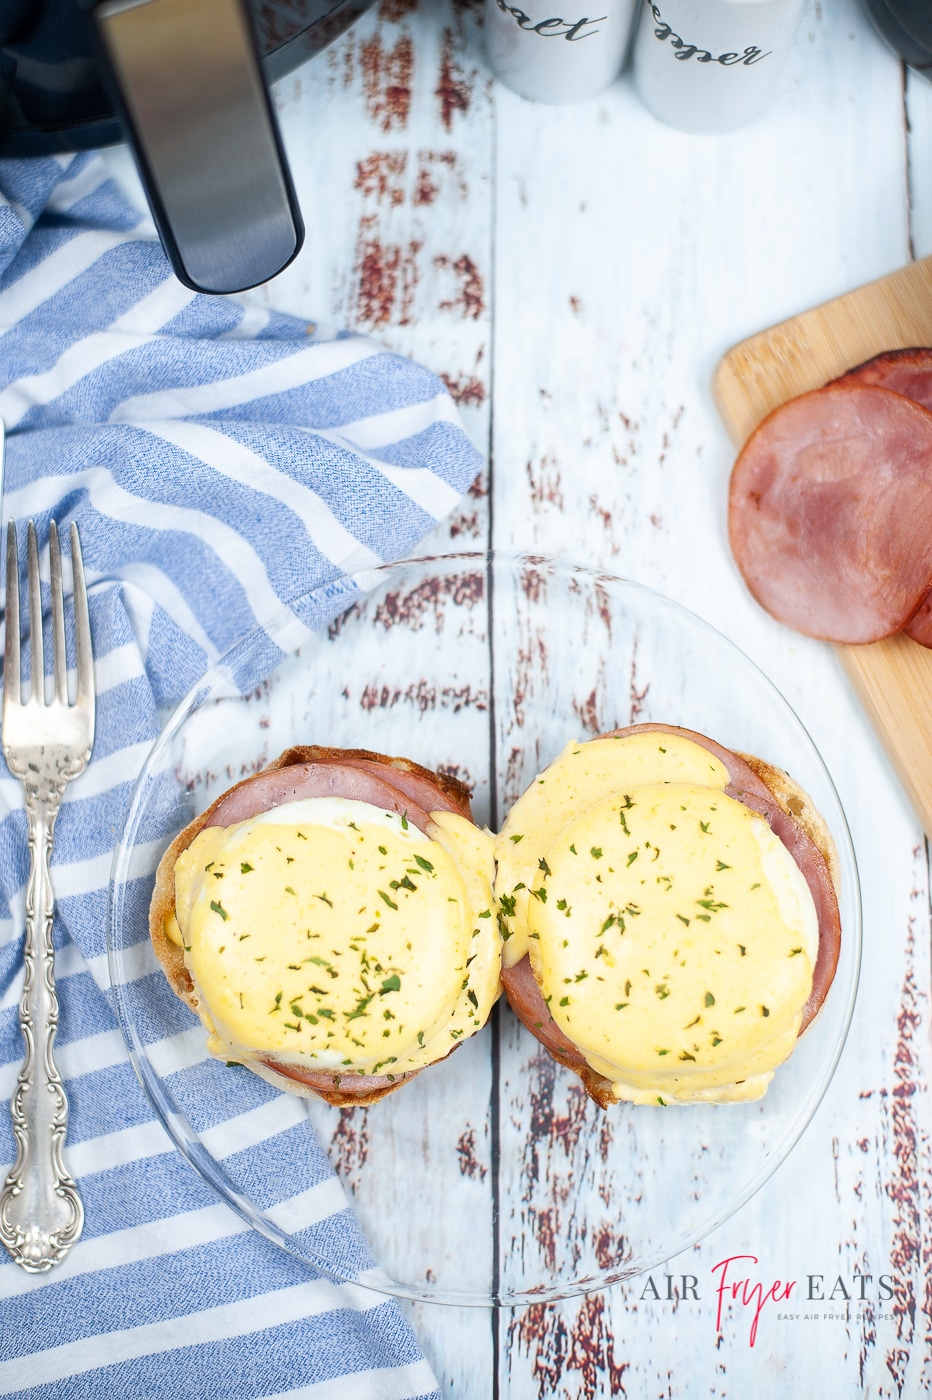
left=205, top=0, right=932, bottom=1393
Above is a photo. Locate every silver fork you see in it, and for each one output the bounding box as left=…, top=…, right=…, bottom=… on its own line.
left=0, top=519, right=95, bottom=1272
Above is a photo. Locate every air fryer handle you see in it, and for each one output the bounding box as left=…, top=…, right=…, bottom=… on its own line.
left=94, top=0, right=304, bottom=295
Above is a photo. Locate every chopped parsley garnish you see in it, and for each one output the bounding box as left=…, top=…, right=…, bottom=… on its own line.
left=380, top=974, right=401, bottom=994
left=346, top=994, right=375, bottom=1021
left=414, top=854, right=434, bottom=873
left=378, top=890, right=398, bottom=910
left=210, top=900, right=228, bottom=920
left=704, top=991, right=715, bottom=1007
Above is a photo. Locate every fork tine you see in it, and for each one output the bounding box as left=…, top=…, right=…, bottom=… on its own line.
left=26, top=521, right=44, bottom=706
left=4, top=521, right=19, bottom=708
left=70, top=524, right=93, bottom=720
left=49, top=521, right=67, bottom=706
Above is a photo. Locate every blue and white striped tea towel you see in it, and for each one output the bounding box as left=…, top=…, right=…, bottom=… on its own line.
left=0, top=151, right=482, bottom=1398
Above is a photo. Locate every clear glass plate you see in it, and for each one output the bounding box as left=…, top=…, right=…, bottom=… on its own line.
left=108, top=552, right=861, bottom=1306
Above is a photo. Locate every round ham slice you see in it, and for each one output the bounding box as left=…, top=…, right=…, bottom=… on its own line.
left=728, top=384, right=932, bottom=643
left=501, top=725, right=841, bottom=1095
left=258, top=1058, right=417, bottom=1103
left=205, top=761, right=437, bottom=833
left=836, top=347, right=932, bottom=412
left=905, top=592, right=932, bottom=647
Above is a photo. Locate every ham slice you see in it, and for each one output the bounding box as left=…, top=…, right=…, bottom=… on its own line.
left=728, top=384, right=932, bottom=643
left=832, top=352, right=932, bottom=650
left=258, top=1058, right=418, bottom=1103
left=206, top=761, right=436, bottom=833
left=501, top=725, right=841, bottom=1095
left=905, top=592, right=932, bottom=647
left=836, top=347, right=932, bottom=412
left=205, top=744, right=471, bottom=834
left=752, top=353, right=932, bottom=650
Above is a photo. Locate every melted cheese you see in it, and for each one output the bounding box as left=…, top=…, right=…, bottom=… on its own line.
left=171, top=797, right=499, bottom=1079
left=495, top=733, right=819, bottom=1105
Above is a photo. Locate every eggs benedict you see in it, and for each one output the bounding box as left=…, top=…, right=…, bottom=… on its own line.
left=494, top=725, right=841, bottom=1108
left=150, top=745, right=500, bottom=1105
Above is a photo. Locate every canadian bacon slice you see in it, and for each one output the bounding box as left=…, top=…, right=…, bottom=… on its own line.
left=728, top=384, right=932, bottom=643
left=905, top=592, right=932, bottom=647
left=205, top=761, right=436, bottom=833
left=836, top=347, right=932, bottom=412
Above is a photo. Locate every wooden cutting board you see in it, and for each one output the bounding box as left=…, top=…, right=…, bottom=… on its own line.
left=713, top=255, right=932, bottom=840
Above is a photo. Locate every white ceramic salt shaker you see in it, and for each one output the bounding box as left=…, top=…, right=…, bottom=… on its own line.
left=632, top=0, right=808, bottom=133
left=485, top=0, right=638, bottom=104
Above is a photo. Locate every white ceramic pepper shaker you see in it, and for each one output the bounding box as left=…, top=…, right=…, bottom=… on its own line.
left=485, top=0, right=638, bottom=103
left=632, top=0, right=808, bottom=133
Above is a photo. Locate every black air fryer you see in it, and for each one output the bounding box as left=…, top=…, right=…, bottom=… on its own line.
left=865, top=0, right=932, bottom=75
left=0, top=0, right=376, bottom=293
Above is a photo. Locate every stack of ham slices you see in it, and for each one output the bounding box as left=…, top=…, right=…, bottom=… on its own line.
left=728, top=348, right=932, bottom=646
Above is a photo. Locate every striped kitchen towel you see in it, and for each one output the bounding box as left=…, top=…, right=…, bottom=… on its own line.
left=0, top=151, right=481, bottom=1398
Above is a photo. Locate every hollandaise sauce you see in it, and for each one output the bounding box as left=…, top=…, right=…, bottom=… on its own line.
left=169, top=798, right=499, bottom=1077
left=495, top=732, right=819, bottom=1104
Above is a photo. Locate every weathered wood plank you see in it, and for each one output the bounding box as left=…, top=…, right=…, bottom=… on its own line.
left=245, top=4, right=497, bottom=1393
left=492, top=0, right=931, bottom=1393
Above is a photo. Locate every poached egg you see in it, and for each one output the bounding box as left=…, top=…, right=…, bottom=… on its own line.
left=494, top=731, right=819, bottom=1104
left=167, top=797, right=499, bottom=1081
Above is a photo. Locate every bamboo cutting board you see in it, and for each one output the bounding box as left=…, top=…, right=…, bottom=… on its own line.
left=713, top=255, right=932, bottom=840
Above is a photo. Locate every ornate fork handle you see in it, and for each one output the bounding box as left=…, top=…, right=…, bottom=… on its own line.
left=0, top=785, right=83, bottom=1271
